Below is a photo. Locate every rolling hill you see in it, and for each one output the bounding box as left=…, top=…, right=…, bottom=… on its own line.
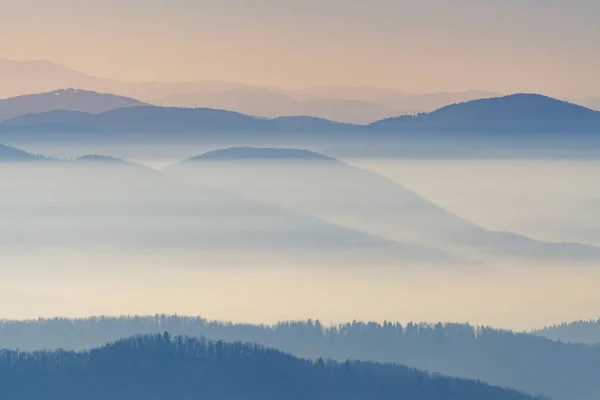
left=0, top=146, right=462, bottom=265
left=3, top=93, right=599, bottom=138
left=1, top=105, right=355, bottom=134
left=369, top=94, right=600, bottom=132
left=167, top=147, right=600, bottom=262
left=0, top=333, right=542, bottom=400
left=423, top=94, right=600, bottom=121
left=0, top=88, right=147, bottom=121
left=532, top=319, right=600, bottom=345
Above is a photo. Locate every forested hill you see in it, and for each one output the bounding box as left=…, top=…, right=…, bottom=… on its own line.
left=1, top=316, right=598, bottom=400
left=0, top=333, right=541, bottom=400
left=533, top=319, right=600, bottom=344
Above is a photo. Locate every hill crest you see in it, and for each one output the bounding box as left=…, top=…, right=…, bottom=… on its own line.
left=0, top=88, right=147, bottom=121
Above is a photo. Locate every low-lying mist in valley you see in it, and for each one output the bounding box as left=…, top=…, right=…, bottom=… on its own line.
left=352, top=158, right=600, bottom=248
left=3, top=3, right=600, bottom=398
left=1, top=259, right=599, bottom=331
left=1, top=145, right=599, bottom=330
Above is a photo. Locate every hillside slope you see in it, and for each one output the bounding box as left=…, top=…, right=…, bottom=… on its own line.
left=167, top=147, right=600, bottom=262
left=369, top=94, right=600, bottom=132
left=0, top=333, right=543, bottom=400
left=532, top=319, right=600, bottom=344
left=0, top=146, right=461, bottom=264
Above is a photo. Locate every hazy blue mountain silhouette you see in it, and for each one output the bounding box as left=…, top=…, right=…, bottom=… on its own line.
left=0, top=148, right=462, bottom=264
left=0, top=143, right=48, bottom=161
left=5, top=93, right=600, bottom=137
left=170, top=147, right=600, bottom=261
left=370, top=94, right=600, bottom=132
left=532, top=319, right=600, bottom=345
left=152, top=87, right=500, bottom=123
left=152, top=87, right=388, bottom=123
left=4, top=109, right=94, bottom=125
left=0, top=88, right=147, bottom=121
left=2, top=105, right=357, bottom=134
left=0, top=333, right=542, bottom=400
left=427, top=94, right=600, bottom=121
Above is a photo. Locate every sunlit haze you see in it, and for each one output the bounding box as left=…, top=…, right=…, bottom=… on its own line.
left=1, top=0, right=599, bottom=96
left=1, top=2, right=600, bottom=399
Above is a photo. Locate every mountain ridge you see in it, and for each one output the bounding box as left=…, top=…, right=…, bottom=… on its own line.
left=3, top=93, right=599, bottom=135
left=0, top=58, right=507, bottom=123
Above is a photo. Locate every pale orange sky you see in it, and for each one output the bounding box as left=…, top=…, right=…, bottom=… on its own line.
left=1, top=0, right=599, bottom=96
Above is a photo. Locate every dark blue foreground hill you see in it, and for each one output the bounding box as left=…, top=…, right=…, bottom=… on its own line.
left=1, top=316, right=596, bottom=400
left=0, top=333, right=542, bottom=400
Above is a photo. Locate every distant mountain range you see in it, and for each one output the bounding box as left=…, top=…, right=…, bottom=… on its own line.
left=2, top=93, right=599, bottom=136
left=0, top=88, right=146, bottom=120
left=0, top=105, right=357, bottom=134
left=3, top=57, right=599, bottom=124
left=152, top=87, right=502, bottom=124
left=1, top=57, right=506, bottom=123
